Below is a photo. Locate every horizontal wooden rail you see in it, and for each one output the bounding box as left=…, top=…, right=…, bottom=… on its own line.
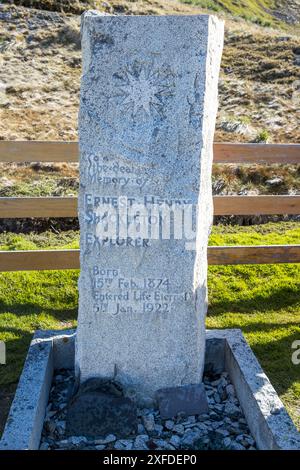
left=0, top=141, right=299, bottom=164
left=213, top=195, right=300, bottom=216
left=0, top=250, right=80, bottom=271
left=0, top=141, right=78, bottom=163
left=0, top=245, right=299, bottom=271
left=0, top=197, right=77, bottom=218
left=208, top=245, right=300, bottom=265
left=0, top=195, right=299, bottom=218
left=213, top=143, right=300, bottom=164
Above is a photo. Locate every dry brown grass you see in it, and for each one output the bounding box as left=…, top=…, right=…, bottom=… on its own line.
left=0, top=1, right=300, bottom=188
left=1, top=2, right=299, bottom=144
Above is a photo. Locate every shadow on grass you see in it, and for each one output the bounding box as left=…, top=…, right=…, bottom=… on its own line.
left=207, top=321, right=300, bottom=397
left=0, top=383, right=17, bottom=438
left=0, top=326, right=73, bottom=438
left=0, top=328, right=33, bottom=384
left=0, top=324, right=75, bottom=387
left=249, top=330, right=300, bottom=399
left=209, top=285, right=300, bottom=315
left=207, top=321, right=300, bottom=334
left=0, top=300, right=77, bottom=322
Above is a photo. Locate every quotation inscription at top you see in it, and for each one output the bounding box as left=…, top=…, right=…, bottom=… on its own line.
left=85, top=155, right=148, bottom=188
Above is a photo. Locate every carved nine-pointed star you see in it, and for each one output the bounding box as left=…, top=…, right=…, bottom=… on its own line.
left=118, top=68, right=166, bottom=117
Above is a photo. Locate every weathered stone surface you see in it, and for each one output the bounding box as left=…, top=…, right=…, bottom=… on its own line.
left=156, top=383, right=209, bottom=419
left=0, top=333, right=53, bottom=450
left=142, top=413, right=155, bottom=432
left=66, top=390, right=137, bottom=437
left=76, top=12, right=224, bottom=402
left=66, top=376, right=137, bottom=437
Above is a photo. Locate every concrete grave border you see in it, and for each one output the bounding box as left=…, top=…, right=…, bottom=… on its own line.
left=0, top=329, right=299, bottom=450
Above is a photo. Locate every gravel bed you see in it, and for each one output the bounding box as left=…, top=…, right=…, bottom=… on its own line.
left=40, top=369, right=257, bottom=451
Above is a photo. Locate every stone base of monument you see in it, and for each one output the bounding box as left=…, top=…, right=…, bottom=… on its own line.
left=1, top=329, right=300, bottom=450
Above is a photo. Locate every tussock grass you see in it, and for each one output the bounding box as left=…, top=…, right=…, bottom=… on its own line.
left=181, top=0, right=285, bottom=27
left=1, top=1, right=97, bottom=15
left=1, top=162, right=299, bottom=199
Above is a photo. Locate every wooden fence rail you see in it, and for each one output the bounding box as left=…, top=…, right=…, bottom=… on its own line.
left=0, top=245, right=299, bottom=272
left=0, top=195, right=299, bottom=218
left=0, top=141, right=300, bottom=164
left=0, top=141, right=299, bottom=270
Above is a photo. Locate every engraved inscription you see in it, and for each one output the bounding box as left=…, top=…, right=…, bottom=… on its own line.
left=90, top=267, right=193, bottom=317
left=85, top=155, right=150, bottom=188
left=82, top=194, right=197, bottom=254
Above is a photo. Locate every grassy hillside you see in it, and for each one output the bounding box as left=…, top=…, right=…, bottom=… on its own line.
left=0, top=1, right=299, bottom=209
left=181, top=0, right=300, bottom=27
left=1, top=1, right=299, bottom=146
left=2, top=0, right=92, bottom=14
left=4, top=0, right=300, bottom=28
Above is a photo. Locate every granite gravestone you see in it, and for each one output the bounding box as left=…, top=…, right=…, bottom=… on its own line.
left=76, top=12, right=224, bottom=405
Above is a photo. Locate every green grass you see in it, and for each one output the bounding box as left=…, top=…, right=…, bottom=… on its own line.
left=255, top=129, right=271, bottom=143
left=181, top=0, right=282, bottom=27
left=0, top=222, right=299, bottom=428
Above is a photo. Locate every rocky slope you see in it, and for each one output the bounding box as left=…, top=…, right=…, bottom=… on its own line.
left=1, top=1, right=299, bottom=143
left=0, top=1, right=299, bottom=213
left=4, top=1, right=300, bottom=27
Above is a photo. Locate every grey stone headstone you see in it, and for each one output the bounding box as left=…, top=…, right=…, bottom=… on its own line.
left=76, top=12, right=224, bottom=404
